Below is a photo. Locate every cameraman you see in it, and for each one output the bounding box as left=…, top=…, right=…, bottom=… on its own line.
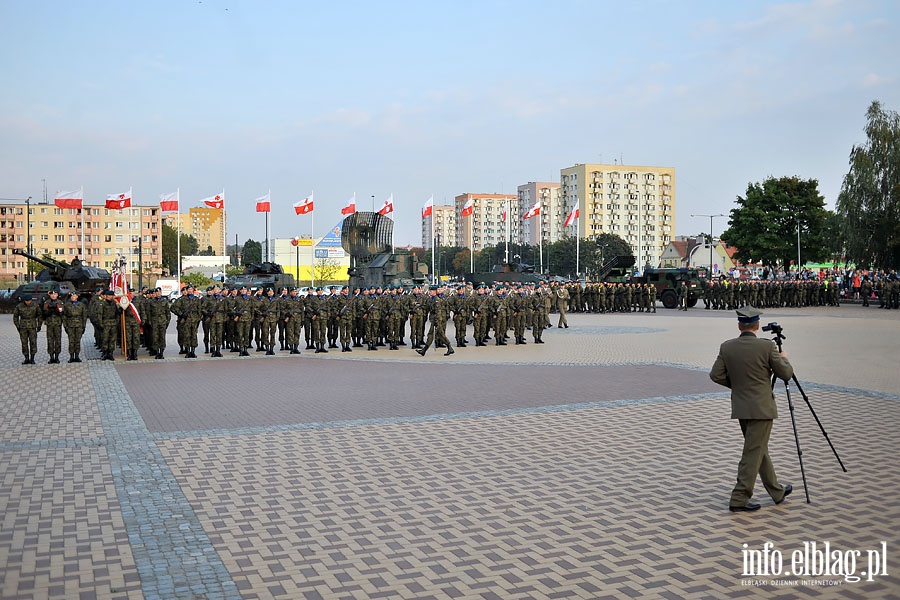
left=710, top=307, right=794, bottom=512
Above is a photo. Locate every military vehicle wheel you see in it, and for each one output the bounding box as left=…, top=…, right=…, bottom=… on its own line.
left=661, top=290, right=677, bottom=309
left=687, top=297, right=698, bottom=308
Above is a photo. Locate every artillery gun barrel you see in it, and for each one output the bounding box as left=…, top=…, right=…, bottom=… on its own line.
left=12, top=248, right=69, bottom=272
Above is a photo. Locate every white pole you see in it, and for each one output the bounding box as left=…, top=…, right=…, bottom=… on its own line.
left=176, top=188, right=181, bottom=287
left=430, top=194, right=435, bottom=280
left=469, top=207, right=474, bottom=274
left=265, top=189, right=270, bottom=262
left=310, top=191, right=315, bottom=287
left=576, top=212, right=580, bottom=277
left=504, top=197, right=509, bottom=264
left=222, top=188, right=227, bottom=282
left=128, top=186, right=134, bottom=290
left=80, top=186, right=85, bottom=259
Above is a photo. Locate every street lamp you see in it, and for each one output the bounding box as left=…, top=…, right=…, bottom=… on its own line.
left=691, top=213, right=725, bottom=277
left=796, top=219, right=802, bottom=278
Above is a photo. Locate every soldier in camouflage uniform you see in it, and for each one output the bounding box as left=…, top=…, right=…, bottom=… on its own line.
left=416, top=286, right=454, bottom=356
left=361, top=287, right=380, bottom=351
left=41, top=289, right=65, bottom=363
left=258, top=287, right=280, bottom=355
left=13, top=293, right=42, bottom=364
left=206, top=285, right=229, bottom=357
left=510, top=285, right=528, bottom=344
left=284, top=287, right=305, bottom=354
left=150, top=288, right=171, bottom=359
left=335, top=286, right=354, bottom=352
left=407, top=286, right=427, bottom=349
left=98, top=289, right=120, bottom=361
left=122, top=291, right=143, bottom=361
left=231, top=285, right=254, bottom=356
left=63, top=291, right=87, bottom=363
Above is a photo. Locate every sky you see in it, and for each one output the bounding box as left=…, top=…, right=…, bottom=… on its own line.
left=1, top=0, right=898, bottom=248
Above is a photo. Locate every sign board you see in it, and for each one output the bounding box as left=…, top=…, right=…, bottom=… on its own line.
left=316, top=221, right=344, bottom=248
left=315, top=248, right=346, bottom=259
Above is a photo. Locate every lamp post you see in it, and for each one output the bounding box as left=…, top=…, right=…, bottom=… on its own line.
left=26, top=196, right=32, bottom=281
left=691, top=213, right=725, bottom=277
left=291, top=237, right=300, bottom=285
left=132, top=235, right=143, bottom=291
left=796, top=220, right=802, bottom=278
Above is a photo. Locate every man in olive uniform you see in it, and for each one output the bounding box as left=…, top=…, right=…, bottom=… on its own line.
left=416, top=285, right=454, bottom=356
left=258, top=287, right=280, bottom=355
left=231, top=286, right=254, bottom=356
left=41, top=289, right=65, bottom=363
left=150, top=288, right=172, bottom=359
left=361, top=287, right=380, bottom=351
left=63, top=291, right=87, bottom=362
left=450, top=284, right=469, bottom=347
left=207, top=285, right=229, bottom=357
left=710, top=307, right=794, bottom=512
left=98, top=289, right=120, bottom=361
left=407, top=286, right=427, bottom=349
left=529, top=286, right=546, bottom=343
left=14, top=293, right=42, bottom=364
left=510, top=286, right=528, bottom=344
left=472, top=285, right=491, bottom=346
left=676, top=279, right=688, bottom=311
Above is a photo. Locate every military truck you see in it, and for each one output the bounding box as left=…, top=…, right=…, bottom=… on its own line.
left=341, top=212, right=427, bottom=290
left=596, top=255, right=636, bottom=283
left=636, top=267, right=703, bottom=309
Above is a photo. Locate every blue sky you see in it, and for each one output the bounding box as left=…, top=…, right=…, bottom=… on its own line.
left=1, top=0, right=898, bottom=247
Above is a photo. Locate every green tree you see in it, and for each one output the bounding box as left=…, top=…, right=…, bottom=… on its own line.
left=720, top=176, right=830, bottom=269
left=242, top=239, right=262, bottom=265
left=594, top=233, right=633, bottom=267
left=161, top=223, right=199, bottom=275
left=452, top=249, right=472, bottom=274
left=181, top=271, right=213, bottom=289
left=836, top=100, right=900, bottom=269
left=314, top=258, right=344, bottom=283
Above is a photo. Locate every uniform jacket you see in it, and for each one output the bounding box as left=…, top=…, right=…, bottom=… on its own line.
left=710, top=331, right=794, bottom=420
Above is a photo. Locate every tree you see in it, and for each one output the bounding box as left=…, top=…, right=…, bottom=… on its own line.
left=181, top=271, right=213, bottom=288
left=452, top=249, right=472, bottom=274
left=720, top=176, right=830, bottom=269
left=594, top=233, right=633, bottom=266
left=836, top=100, right=900, bottom=269
left=314, top=258, right=343, bottom=283
left=242, top=239, right=262, bottom=266
left=161, top=224, right=199, bottom=275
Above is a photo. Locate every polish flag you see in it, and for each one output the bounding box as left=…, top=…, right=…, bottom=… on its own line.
left=105, top=190, right=132, bottom=210
left=523, top=201, right=541, bottom=220
left=564, top=206, right=579, bottom=228
left=501, top=205, right=507, bottom=222
left=294, top=195, right=314, bottom=215
left=422, top=196, right=433, bottom=218
left=203, top=193, right=224, bottom=209
left=54, top=189, right=83, bottom=210
left=378, top=194, right=394, bottom=216
left=255, top=193, right=271, bottom=213
left=159, top=192, right=179, bottom=212
left=341, top=195, right=356, bottom=216
left=461, top=198, right=474, bottom=217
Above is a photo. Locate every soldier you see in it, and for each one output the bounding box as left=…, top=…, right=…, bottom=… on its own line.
left=41, top=289, right=65, bottom=363
left=416, top=285, right=454, bottom=356
left=97, top=289, right=120, bottom=361
left=450, top=284, right=469, bottom=347
left=336, top=286, right=354, bottom=352
left=150, top=288, right=172, bottom=359
left=860, top=276, right=872, bottom=307
left=555, top=283, right=570, bottom=327
left=200, top=286, right=214, bottom=354
left=231, top=285, right=254, bottom=356
left=13, top=293, right=42, bottom=364
left=326, top=287, right=341, bottom=349
left=407, top=286, right=426, bottom=349
left=307, top=288, right=330, bottom=353
left=89, top=285, right=104, bottom=349
left=121, top=291, right=143, bottom=361
left=676, top=278, right=688, bottom=311
left=276, top=286, right=290, bottom=350
left=529, top=286, right=546, bottom=343
left=63, top=291, right=87, bottom=363
left=284, top=287, right=305, bottom=354
left=351, top=287, right=366, bottom=348
left=489, top=286, right=510, bottom=344
left=510, top=285, right=528, bottom=344
left=207, top=285, right=229, bottom=357
left=259, top=287, right=280, bottom=355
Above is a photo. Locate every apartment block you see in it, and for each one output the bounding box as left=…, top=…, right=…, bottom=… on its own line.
left=421, top=204, right=457, bottom=248
left=454, top=193, right=518, bottom=252
left=560, top=163, right=675, bottom=269
left=162, top=207, right=227, bottom=256
left=516, top=182, right=563, bottom=245
left=0, top=202, right=162, bottom=280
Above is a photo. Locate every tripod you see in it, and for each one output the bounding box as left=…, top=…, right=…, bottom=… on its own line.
left=770, top=330, right=847, bottom=503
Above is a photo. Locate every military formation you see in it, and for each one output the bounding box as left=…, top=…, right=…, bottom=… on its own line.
left=550, top=281, right=658, bottom=314
left=700, top=278, right=843, bottom=310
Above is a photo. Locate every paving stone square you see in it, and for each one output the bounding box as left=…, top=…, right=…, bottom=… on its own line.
left=1, top=305, right=899, bottom=599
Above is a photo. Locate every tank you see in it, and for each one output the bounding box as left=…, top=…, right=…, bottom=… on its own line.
left=12, top=249, right=111, bottom=298
left=226, top=261, right=296, bottom=289
left=341, top=212, right=427, bottom=290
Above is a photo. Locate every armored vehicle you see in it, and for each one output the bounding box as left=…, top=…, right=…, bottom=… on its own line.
left=637, top=267, right=702, bottom=309
left=341, top=212, right=427, bottom=290
left=227, top=261, right=296, bottom=289
left=596, top=255, right=636, bottom=283
left=465, top=263, right=546, bottom=287
left=12, top=249, right=110, bottom=299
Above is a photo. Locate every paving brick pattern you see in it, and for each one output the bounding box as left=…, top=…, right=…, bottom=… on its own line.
left=1, top=306, right=899, bottom=599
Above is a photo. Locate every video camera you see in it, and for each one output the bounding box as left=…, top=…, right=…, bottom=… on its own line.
left=761, top=322, right=782, bottom=335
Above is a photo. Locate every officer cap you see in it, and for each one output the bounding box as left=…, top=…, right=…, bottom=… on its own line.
left=736, top=306, right=762, bottom=324
left=22, top=293, right=33, bottom=301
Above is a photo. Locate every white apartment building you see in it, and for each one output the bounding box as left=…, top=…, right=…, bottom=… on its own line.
left=516, top=182, right=563, bottom=245
left=560, top=163, right=675, bottom=269
left=421, top=205, right=456, bottom=248
left=454, top=193, right=518, bottom=252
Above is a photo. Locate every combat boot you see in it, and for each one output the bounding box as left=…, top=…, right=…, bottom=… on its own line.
left=444, top=346, right=454, bottom=356
left=204, top=342, right=210, bottom=354
left=266, top=346, right=275, bottom=355
left=68, top=354, right=76, bottom=363
left=416, top=347, right=427, bottom=356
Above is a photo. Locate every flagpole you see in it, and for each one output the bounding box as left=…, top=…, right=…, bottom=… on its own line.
left=310, top=191, right=315, bottom=288
left=128, top=187, right=134, bottom=291
left=431, top=194, right=435, bottom=281
left=222, top=189, right=227, bottom=282
left=176, top=188, right=181, bottom=287
left=267, top=189, right=271, bottom=261
left=469, top=209, right=474, bottom=274
left=80, top=186, right=85, bottom=258
left=390, top=193, right=394, bottom=253
left=576, top=212, right=580, bottom=277
left=504, top=197, right=509, bottom=264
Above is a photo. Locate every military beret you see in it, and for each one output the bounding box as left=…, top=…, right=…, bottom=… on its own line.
left=736, top=306, right=762, bottom=323
left=369, top=286, right=376, bottom=291
left=103, top=289, right=115, bottom=295
left=22, top=293, right=33, bottom=301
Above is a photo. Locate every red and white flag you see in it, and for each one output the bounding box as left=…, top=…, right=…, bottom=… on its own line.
left=341, top=195, right=356, bottom=216
left=294, top=195, right=314, bottom=215
left=461, top=198, right=474, bottom=217
left=501, top=205, right=507, bottom=222
left=255, top=193, right=271, bottom=213
left=523, top=200, right=541, bottom=220
left=422, top=196, right=433, bottom=218
left=105, top=190, right=132, bottom=210
left=563, top=206, right=579, bottom=228
left=54, top=189, right=83, bottom=210
left=159, top=192, right=179, bottom=212
left=202, top=193, right=224, bottom=209
left=378, top=194, right=394, bottom=216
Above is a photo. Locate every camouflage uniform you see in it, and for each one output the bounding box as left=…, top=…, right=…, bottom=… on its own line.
left=63, top=293, right=87, bottom=362
left=41, top=291, right=65, bottom=363
left=13, top=297, right=42, bottom=364
left=416, top=290, right=454, bottom=356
